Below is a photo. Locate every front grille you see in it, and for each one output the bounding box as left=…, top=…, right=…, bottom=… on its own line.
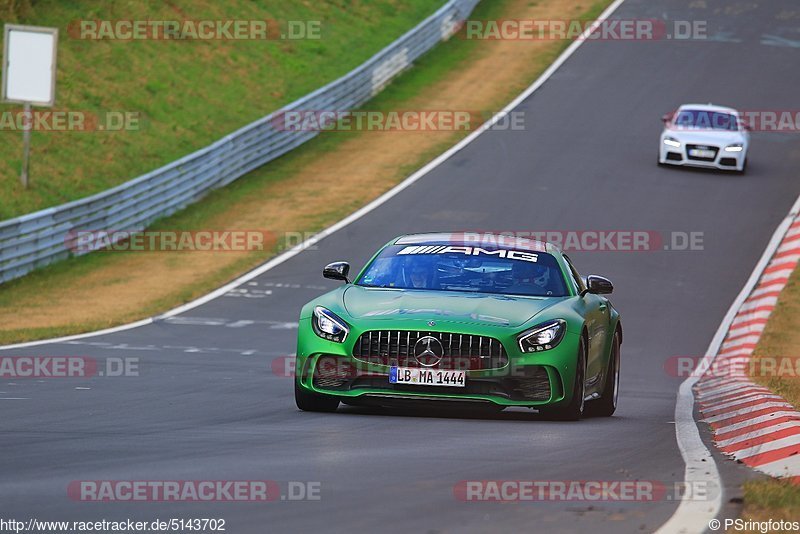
left=352, top=330, right=508, bottom=370
left=686, top=144, right=719, bottom=162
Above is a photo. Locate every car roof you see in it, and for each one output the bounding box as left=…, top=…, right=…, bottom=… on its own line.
left=393, top=232, right=559, bottom=253
left=677, top=103, right=739, bottom=114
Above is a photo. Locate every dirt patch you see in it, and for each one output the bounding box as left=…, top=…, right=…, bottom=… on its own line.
left=1, top=0, right=598, bottom=339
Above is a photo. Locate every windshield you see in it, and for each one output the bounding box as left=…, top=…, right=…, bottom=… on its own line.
left=356, top=244, right=569, bottom=297
left=673, top=109, right=738, bottom=131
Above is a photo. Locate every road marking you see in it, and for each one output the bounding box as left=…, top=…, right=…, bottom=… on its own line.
left=761, top=34, right=800, bottom=48
left=62, top=340, right=284, bottom=356
left=224, top=288, right=273, bottom=298
left=253, top=281, right=329, bottom=290
left=161, top=316, right=297, bottom=329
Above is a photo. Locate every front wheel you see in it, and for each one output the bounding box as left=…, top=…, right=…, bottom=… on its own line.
left=585, top=332, right=620, bottom=417
left=295, top=381, right=339, bottom=412
left=541, top=335, right=586, bottom=421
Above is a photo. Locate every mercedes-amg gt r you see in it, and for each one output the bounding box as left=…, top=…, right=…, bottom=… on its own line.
left=294, top=233, right=622, bottom=420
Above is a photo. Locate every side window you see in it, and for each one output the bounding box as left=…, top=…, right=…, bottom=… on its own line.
left=562, top=255, right=586, bottom=294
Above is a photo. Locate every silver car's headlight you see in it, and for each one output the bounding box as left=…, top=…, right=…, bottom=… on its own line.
left=312, top=306, right=349, bottom=343
left=724, top=144, right=744, bottom=152
left=517, top=320, right=566, bottom=352
left=663, top=137, right=681, bottom=148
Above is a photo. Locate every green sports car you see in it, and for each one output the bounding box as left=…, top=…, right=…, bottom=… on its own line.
left=294, top=233, right=621, bottom=420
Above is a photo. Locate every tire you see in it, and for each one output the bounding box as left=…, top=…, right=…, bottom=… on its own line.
left=541, top=334, right=587, bottom=421
left=295, top=380, right=339, bottom=412
left=585, top=331, right=620, bottom=417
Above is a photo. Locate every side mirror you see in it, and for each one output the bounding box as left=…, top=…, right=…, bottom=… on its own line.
left=323, top=261, right=350, bottom=283
left=584, top=275, right=613, bottom=295
left=661, top=113, right=672, bottom=124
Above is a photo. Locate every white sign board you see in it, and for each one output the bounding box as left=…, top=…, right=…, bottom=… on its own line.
left=2, top=24, right=58, bottom=106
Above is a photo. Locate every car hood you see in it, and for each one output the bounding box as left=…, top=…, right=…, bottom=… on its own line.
left=341, top=285, right=561, bottom=328
left=663, top=128, right=745, bottom=146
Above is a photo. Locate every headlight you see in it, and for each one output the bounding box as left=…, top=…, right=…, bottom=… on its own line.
left=724, top=144, right=743, bottom=152
left=517, top=320, right=566, bottom=352
left=312, top=306, right=349, bottom=343
left=663, top=137, right=681, bottom=148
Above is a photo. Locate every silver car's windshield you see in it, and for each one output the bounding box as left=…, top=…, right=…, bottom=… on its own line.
left=673, top=109, right=738, bottom=131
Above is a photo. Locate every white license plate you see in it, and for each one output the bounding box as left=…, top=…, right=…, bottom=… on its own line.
left=389, top=366, right=466, bottom=387
left=689, top=149, right=715, bottom=158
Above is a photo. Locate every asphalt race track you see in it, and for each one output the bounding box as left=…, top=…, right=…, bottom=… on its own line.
left=3, top=0, right=800, bottom=532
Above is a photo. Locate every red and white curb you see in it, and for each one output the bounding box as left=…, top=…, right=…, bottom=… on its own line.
left=695, top=216, right=800, bottom=482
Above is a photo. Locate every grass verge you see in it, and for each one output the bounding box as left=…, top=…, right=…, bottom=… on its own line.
left=0, top=0, right=442, bottom=218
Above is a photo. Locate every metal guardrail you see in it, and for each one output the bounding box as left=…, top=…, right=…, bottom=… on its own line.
left=0, top=0, right=479, bottom=284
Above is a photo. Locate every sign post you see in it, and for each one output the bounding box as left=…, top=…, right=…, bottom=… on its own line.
left=2, top=24, right=58, bottom=189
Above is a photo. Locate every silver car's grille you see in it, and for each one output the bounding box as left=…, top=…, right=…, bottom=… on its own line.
left=352, top=330, right=508, bottom=370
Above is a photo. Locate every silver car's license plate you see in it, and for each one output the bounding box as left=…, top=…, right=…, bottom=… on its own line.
left=689, top=149, right=715, bottom=158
